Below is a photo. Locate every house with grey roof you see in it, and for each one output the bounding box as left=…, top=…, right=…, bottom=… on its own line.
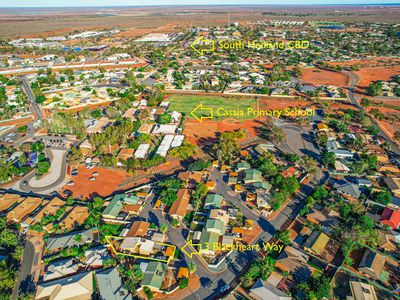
left=333, top=180, right=363, bottom=198
left=95, top=267, right=132, bottom=300
left=45, top=228, right=100, bottom=253
left=249, top=278, right=292, bottom=300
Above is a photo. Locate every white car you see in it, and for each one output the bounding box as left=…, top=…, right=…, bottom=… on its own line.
left=92, top=172, right=99, bottom=177
left=89, top=177, right=96, bottom=181
left=67, top=181, right=74, bottom=186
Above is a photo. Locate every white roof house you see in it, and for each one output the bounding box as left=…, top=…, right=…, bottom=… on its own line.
left=171, top=135, right=184, bottom=148
left=134, top=144, right=151, bottom=159
left=152, top=124, right=177, bottom=135
left=156, top=135, right=175, bottom=157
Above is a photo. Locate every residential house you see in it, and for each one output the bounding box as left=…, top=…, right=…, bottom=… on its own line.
left=236, top=161, right=251, bottom=172
left=141, top=262, right=167, bottom=292
left=209, top=209, right=229, bottom=226
left=126, top=221, right=150, bottom=237
left=244, top=169, right=263, bottom=184
left=120, top=237, right=155, bottom=256
left=276, top=246, right=312, bottom=281
left=83, top=246, right=111, bottom=269
left=204, top=194, right=223, bottom=210
left=169, top=189, right=191, bottom=221
left=79, top=139, right=94, bottom=157
left=59, top=206, right=89, bottom=230
left=45, top=228, right=100, bottom=253
left=249, top=278, right=292, bottom=300
left=30, top=197, right=65, bottom=224
left=303, top=231, right=330, bottom=256
left=205, top=218, right=225, bottom=235
left=379, top=207, right=400, bottom=230
left=333, top=180, right=363, bottom=199
left=348, top=281, right=377, bottom=300
left=117, top=148, right=135, bottom=163
left=36, top=271, right=93, bottom=300
left=6, top=196, right=42, bottom=223
left=383, top=177, right=400, bottom=196
left=43, top=258, right=79, bottom=282
left=358, top=250, right=386, bottom=281
left=0, top=193, right=23, bottom=211
left=102, top=194, right=140, bottom=220
left=332, top=149, right=354, bottom=159
left=95, top=267, right=132, bottom=300
left=199, top=230, right=220, bottom=256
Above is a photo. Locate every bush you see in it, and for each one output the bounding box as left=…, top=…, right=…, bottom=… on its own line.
left=179, top=277, right=189, bottom=289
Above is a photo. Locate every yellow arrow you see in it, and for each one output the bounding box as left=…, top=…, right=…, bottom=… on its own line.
left=190, top=103, right=213, bottom=123
left=190, top=36, right=215, bottom=55
left=181, top=240, right=202, bottom=259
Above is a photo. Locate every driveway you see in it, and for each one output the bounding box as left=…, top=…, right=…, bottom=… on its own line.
left=19, top=148, right=67, bottom=193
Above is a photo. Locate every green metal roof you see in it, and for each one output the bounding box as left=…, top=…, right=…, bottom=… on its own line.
left=141, top=262, right=167, bottom=290
left=205, top=218, right=225, bottom=234
left=204, top=194, right=223, bottom=209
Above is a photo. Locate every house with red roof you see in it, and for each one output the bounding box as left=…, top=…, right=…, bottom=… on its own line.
left=380, top=207, right=400, bottom=230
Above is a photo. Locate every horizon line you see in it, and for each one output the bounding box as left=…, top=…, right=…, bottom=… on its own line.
left=1, top=3, right=400, bottom=8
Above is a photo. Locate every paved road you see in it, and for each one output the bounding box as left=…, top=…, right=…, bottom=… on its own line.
left=12, top=240, right=35, bottom=300
left=21, top=76, right=43, bottom=120
left=344, top=70, right=400, bottom=156
left=19, top=149, right=68, bottom=193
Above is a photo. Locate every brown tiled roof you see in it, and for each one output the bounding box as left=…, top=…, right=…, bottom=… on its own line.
left=169, top=189, right=190, bottom=218
left=126, top=221, right=150, bottom=237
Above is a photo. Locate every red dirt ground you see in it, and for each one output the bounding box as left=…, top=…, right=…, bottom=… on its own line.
left=184, top=99, right=314, bottom=146
left=60, top=165, right=128, bottom=199
left=367, top=106, right=400, bottom=141
left=325, top=57, right=400, bottom=67
left=354, top=66, right=400, bottom=89
left=300, top=67, right=349, bottom=87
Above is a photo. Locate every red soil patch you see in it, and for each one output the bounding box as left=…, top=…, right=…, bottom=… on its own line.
left=300, top=67, right=349, bottom=87
left=325, top=57, right=400, bottom=67
left=367, top=106, right=400, bottom=141
left=184, top=118, right=260, bottom=146
left=354, top=66, right=400, bottom=90
left=184, top=99, right=314, bottom=146
left=61, top=165, right=128, bottom=199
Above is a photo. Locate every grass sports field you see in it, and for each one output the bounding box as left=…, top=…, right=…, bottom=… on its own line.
left=167, top=94, right=258, bottom=120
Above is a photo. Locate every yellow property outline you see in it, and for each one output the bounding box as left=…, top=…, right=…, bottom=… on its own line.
left=105, top=235, right=176, bottom=263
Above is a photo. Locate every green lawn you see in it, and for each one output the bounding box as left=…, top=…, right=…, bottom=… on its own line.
left=167, top=94, right=257, bottom=120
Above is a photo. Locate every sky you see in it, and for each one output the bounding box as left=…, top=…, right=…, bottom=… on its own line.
left=0, top=0, right=399, bottom=8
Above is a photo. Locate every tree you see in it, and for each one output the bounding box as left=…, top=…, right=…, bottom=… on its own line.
left=37, top=161, right=51, bottom=175
left=360, top=97, right=372, bottom=108
left=158, top=113, right=172, bottom=124
left=212, top=130, right=245, bottom=163
left=160, top=223, right=168, bottom=234
left=68, top=146, right=83, bottom=164
left=321, top=151, right=335, bottom=168
left=373, top=190, right=392, bottom=205
left=394, top=131, right=400, bottom=142
left=301, top=155, right=317, bottom=175
left=275, top=230, right=291, bottom=245
left=187, top=262, right=197, bottom=274
left=91, top=109, right=102, bottom=119
left=179, top=277, right=189, bottom=289
left=169, top=143, right=198, bottom=160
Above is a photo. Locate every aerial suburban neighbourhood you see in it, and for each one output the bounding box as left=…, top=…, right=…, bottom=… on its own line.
left=0, top=2, right=399, bottom=300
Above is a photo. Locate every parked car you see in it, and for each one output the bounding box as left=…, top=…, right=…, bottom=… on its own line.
left=220, top=285, right=230, bottom=294
left=89, top=177, right=96, bottom=181
left=92, top=172, right=99, bottom=177
left=67, top=181, right=74, bottom=186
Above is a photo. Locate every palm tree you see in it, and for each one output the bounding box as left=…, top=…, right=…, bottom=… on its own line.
left=241, top=271, right=255, bottom=288
left=160, top=223, right=168, bottom=234
left=187, top=262, right=197, bottom=274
